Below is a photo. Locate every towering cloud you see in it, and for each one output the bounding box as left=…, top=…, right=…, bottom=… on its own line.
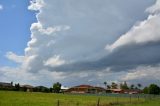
left=25, top=0, right=155, bottom=72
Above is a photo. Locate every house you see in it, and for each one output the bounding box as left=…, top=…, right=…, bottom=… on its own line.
left=0, top=82, right=13, bottom=89
left=65, top=85, right=92, bottom=93
left=65, top=85, right=106, bottom=94
left=110, top=89, right=142, bottom=94
left=20, top=85, right=34, bottom=92
left=110, top=89, right=124, bottom=94
left=86, top=86, right=106, bottom=94
left=123, top=89, right=142, bottom=94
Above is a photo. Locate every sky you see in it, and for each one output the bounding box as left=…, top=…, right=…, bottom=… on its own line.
left=0, top=0, right=160, bottom=88
left=0, top=0, right=36, bottom=67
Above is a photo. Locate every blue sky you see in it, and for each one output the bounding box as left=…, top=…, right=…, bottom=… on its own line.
left=0, top=0, right=160, bottom=87
left=0, top=0, right=36, bottom=66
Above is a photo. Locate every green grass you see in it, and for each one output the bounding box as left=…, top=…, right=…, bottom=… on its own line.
left=0, top=91, right=159, bottom=106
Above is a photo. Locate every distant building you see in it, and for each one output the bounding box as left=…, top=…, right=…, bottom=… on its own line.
left=20, top=85, right=34, bottom=92
left=0, top=82, right=13, bottom=89
left=65, top=85, right=106, bottom=94
left=123, top=89, right=142, bottom=94
left=110, top=89, right=124, bottom=94
left=109, top=89, right=142, bottom=94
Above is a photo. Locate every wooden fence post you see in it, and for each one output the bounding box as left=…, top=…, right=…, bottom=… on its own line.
left=96, top=98, right=100, bottom=106
left=129, top=95, right=131, bottom=103
left=116, top=97, right=118, bottom=104
left=57, top=99, right=60, bottom=106
left=145, top=95, right=147, bottom=102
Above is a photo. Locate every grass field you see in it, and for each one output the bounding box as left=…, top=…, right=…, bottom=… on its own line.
left=0, top=91, right=159, bottom=106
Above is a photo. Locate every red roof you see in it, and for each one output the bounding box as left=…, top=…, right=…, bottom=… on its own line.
left=74, top=85, right=93, bottom=88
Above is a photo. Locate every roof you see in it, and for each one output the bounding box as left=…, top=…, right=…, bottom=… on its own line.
left=69, top=85, right=106, bottom=90
left=74, top=85, right=94, bottom=88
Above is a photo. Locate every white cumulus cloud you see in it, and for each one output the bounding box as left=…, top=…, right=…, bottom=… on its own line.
left=30, top=22, right=70, bottom=36
left=28, top=0, right=45, bottom=11
left=146, top=0, right=160, bottom=14
left=44, top=55, right=66, bottom=67
left=106, top=14, right=160, bottom=51
left=0, top=4, right=3, bottom=10
left=5, top=52, right=25, bottom=63
left=121, top=64, right=160, bottom=85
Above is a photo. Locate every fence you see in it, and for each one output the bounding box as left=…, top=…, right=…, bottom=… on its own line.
left=53, top=93, right=160, bottom=106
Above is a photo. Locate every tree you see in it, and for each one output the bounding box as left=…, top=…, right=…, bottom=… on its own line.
left=120, top=81, right=129, bottom=90
left=135, top=87, right=138, bottom=90
left=104, top=82, right=107, bottom=88
left=53, top=82, right=61, bottom=93
left=49, top=88, right=53, bottom=92
left=143, top=87, right=149, bottom=94
left=11, top=81, right=13, bottom=87
left=130, top=84, right=135, bottom=89
left=15, top=83, right=20, bottom=91
left=148, top=84, right=160, bottom=95
left=120, top=83, right=123, bottom=89
left=107, top=85, right=111, bottom=89
left=137, top=83, right=142, bottom=89
left=111, top=82, right=118, bottom=89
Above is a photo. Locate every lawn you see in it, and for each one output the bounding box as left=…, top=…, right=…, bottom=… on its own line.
left=0, top=91, right=159, bottom=106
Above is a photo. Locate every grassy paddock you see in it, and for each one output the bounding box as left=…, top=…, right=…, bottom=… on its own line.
left=0, top=91, right=159, bottom=106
